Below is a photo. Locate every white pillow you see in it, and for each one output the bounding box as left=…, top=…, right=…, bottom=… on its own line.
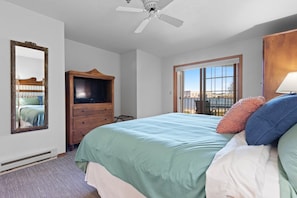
left=205, top=131, right=270, bottom=198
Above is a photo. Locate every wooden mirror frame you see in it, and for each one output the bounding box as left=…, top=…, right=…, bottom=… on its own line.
left=11, top=40, right=48, bottom=133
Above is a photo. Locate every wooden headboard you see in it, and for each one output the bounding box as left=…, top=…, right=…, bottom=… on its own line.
left=16, top=77, right=44, bottom=96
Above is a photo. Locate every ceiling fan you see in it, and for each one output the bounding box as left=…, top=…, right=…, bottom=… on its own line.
left=116, top=0, right=184, bottom=33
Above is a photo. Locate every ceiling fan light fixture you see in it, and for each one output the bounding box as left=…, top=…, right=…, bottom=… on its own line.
left=117, top=0, right=183, bottom=33
left=142, top=0, right=160, bottom=11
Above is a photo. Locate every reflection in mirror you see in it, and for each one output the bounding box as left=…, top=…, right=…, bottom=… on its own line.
left=11, top=40, right=48, bottom=133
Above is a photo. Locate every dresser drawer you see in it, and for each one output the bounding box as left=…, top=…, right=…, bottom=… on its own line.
left=73, top=107, right=112, bottom=117
left=72, top=116, right=112, bottom=144
left=73, top=116, right=111, bottom=130
left=72, top=129, right=89, bottom=144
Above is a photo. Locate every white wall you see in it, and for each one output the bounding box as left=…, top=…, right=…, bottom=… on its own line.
left=137, top=50, right=162, bottom=118
left=16, top=56, right=44, bottom=80
left=120, top=50, right=137, bottom=117
left=120, top=49, right=162, bottom=118
left=161, top=37, right=263, bottom=113
left=0, top=1, right=66, bottom=160
left=65, top=39, right=121, bottom=116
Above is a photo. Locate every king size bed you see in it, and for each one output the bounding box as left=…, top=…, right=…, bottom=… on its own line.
left=75, top=95, right=297, bottom=198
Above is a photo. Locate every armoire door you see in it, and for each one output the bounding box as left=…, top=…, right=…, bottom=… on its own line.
left=263, top=29, right=297, bottom=101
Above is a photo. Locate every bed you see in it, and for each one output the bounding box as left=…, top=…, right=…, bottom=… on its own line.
left=18, top=104, right=45, bottom=127
left=75, top=95, right=297, bottom=198
left=16, top=77, right=45, bottom=127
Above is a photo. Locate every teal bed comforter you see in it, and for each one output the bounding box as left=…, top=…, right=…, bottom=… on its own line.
left=19, top=105, right=44, bottom=126
left=75, top=113, right=233, bottom=198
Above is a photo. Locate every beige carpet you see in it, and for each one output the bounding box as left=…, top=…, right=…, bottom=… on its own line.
left=0, top=149, right=100, bottom=198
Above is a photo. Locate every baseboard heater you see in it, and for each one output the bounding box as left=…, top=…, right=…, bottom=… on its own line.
left=0, top=148, right=57, bottom=173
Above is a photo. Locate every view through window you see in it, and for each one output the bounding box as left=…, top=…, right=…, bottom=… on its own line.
left=174, top=55, right=242, bottom=116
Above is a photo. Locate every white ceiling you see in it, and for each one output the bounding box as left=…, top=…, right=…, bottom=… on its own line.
left=4, top=0, right=297, bottom=57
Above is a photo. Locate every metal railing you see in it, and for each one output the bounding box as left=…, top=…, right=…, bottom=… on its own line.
left=182, top=97, right=233, bottom=116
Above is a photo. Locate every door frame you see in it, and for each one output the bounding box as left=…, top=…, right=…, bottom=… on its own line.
left=173, top=55, right=243, bottom=112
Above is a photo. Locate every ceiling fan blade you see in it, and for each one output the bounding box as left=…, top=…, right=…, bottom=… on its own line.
left=159, top=14, right=183, bottom=27
left=116, top=6, right=144, bottom=13
left=134, top=18, right=151, bottom=33
left=158, top=0, right=174, bottom=10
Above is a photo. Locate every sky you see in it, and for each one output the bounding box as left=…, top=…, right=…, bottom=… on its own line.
left=184, top=66, right=234, bottom=92
left=184, top=69, right=200, bottom=91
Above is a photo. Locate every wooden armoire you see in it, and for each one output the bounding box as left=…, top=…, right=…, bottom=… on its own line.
left=263, top=29, right=297, bottom=101
left=65, top=69, right=114, bottom=150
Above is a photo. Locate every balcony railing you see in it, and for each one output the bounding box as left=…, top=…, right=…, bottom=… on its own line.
left=182, top=97, right=233, bottom=116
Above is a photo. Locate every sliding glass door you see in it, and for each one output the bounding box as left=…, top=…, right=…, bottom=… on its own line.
left=204, top=65, right=237, bottom=115
left=174, top=55, right=242, bottom=116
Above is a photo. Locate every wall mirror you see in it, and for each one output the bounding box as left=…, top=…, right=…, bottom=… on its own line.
left=11, top=40, right=48, bottom=133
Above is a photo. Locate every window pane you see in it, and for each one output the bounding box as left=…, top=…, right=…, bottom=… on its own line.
left=183, top=69, right=200, bottom=114
left=184, top=69, right=200, bottom=93
left=205, top=79, right=212, bottom=92
left=225, top=77, right=234, bottom=92
left=215, top=67, right=222, bottom=77
left=205, top=67, right=212, bottom=78
left=224, top=66, right=234, bottom=76
left=215, top=78, right=222, bottom=91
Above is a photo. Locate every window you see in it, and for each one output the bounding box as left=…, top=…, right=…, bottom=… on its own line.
left=173, top=55, right=242, bottom=116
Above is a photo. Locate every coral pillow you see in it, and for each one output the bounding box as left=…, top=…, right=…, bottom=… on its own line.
left=216, top=96, right=265, bottom=133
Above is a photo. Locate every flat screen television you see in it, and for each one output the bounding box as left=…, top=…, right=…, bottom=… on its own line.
left=73, top=77, right=111, bottom=104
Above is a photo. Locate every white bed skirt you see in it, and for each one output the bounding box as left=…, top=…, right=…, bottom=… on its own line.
left=85, top=162, right=146, bottom=198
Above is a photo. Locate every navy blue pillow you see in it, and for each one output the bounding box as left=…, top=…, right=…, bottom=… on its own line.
left=246, top=94, right=297, bottom=145
left=38, top=96, right=43, bottom=105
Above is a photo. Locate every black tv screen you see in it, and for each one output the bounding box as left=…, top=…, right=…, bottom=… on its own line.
left=74, top=77, right=109, bottom=104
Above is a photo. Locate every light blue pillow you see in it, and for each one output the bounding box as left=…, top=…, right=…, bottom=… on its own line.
left=19, top=97, right=40, bottom=105
left=278, top=123, right=297, bottom=193
left=245, top=94, right=297, bottom=145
